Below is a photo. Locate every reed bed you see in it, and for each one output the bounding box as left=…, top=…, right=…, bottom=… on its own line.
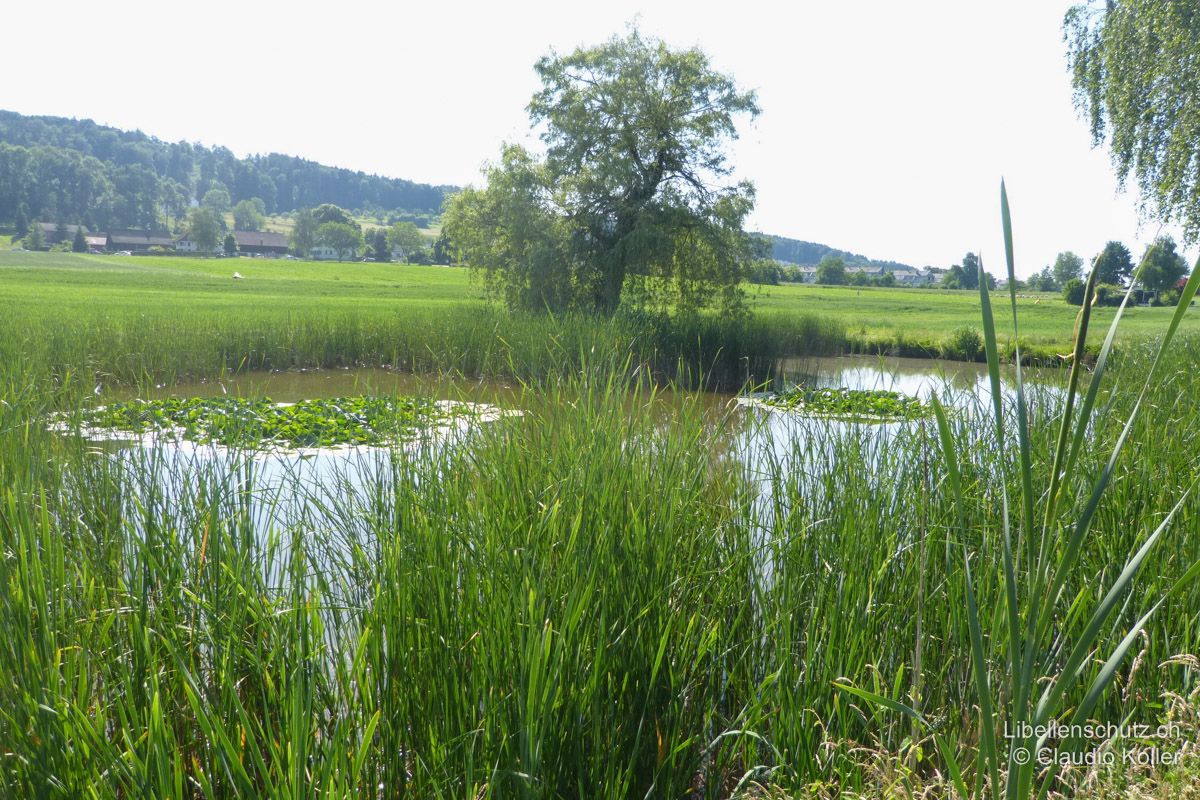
left=1, top=333, right=1198, bottom=797
left=0, top=304, right=845, bottom=391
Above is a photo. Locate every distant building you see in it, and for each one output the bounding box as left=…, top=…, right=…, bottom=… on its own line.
left=84, top=235, right=107, bottom=253
left=311, top=244, right=354, bottom=261
left=175, top=236, right=199, bottom=253
left=794, top=266, right=818, bottom=284
left=920, top=267, right=948, bottom=286
left=892, top=269, right=923, bottom=286
left=232, top=230, right=289, bottom=257
left=106, top=229, right=175, bottom=252
left=36, top=222, right=87, bottom=246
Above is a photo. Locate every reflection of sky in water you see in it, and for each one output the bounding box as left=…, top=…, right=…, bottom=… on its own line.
left=90, top=357, right=1067, bottom=562
left=775, top=354, right=1015, bottom=400
left=735, top=356, right=1067, bottom=575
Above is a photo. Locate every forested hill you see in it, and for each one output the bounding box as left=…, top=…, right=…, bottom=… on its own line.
left=766, top=234, right=914, bottom=270
left=0, top=110, right=453, bottom=230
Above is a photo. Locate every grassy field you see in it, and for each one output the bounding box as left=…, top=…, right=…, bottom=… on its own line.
left=0, top=249, right=482, bottom=314
left=3, top=250, right=1195, bottom=366
left=0, top=250, right=843, bottom=387
left=752, top=281, right=1200, bottom=352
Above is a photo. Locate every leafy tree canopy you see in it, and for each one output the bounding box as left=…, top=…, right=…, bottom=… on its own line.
left=1094, top=240, right=1134, bottom=285
left=313, top=204, right=359, bottom=231
left=290, top=208, right=318, bottom=258
left=387, top=221, right=426, bottom=260
left=1066, top=1, right=1200, bottom=241
left=1138, top=235, right=1188, bottom=292
left=372, top=229, right=390, bottom=262
left=1028, top=266, right=1059, bottom=292
left=233, top=198, right=265, bottom=231
left=1051, top=251, right=1084, bottom=287
left=25, top=220, right=45, bottom=250
left=202, top=187, right=231, bottom=214
left=444, top=28, right=759, bottom=316
left=815, top=255, right=846, bottom=285
left=186, top=207, right=223, bottom=252
left=317, top=221, right=362, bottom=260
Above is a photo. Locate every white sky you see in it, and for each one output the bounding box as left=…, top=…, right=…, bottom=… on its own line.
left=1, top=0, right=1188, bottom=276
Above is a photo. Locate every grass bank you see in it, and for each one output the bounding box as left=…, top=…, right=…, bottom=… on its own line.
left=5, top=251, right=1193, bottom=384
left=0, top=251, right=849, bottom=389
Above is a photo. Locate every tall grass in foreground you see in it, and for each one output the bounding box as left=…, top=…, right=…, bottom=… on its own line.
left=3, top=346, right=1200, bottom=796
left=837, top=183, right=1200, bottom=798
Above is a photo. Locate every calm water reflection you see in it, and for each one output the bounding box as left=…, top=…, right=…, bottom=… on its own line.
left=92, top=356, right=1066, bottom=546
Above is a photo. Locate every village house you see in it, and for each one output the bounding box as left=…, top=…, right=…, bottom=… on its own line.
left=311, top=244, right=355, bottom=261
left=845, top=265, right=885, bottom=278
left=232, top=230, right=290, bottom=257
left=794, top=266, right=818, bottom=283
left=35, top=222, right=87, bottom=246
left=106, top=229, right=175, bottom=252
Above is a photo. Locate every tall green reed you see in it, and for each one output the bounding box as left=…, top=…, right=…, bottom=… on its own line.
left=837, top=182, right=1200, bottom=798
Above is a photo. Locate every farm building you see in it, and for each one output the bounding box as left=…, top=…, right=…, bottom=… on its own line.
left=35, top=222, right=88, bottom=246
left=232, top=230, right=290, bottom=257
left=106, top=229, right=175, bottom=252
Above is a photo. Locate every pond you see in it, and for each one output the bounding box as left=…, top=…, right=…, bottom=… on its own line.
left=71, top=356, right=1064, bottom=554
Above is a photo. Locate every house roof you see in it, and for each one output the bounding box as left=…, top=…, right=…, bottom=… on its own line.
left=233, top=230, right=289, bottom=249
left=38, top=221, right=87, bottom=241
left=107, top=229, right=175, bottom=247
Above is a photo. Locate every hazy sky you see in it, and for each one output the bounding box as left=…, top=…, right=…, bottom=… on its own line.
left=2, top=0, right=1187, bottom=276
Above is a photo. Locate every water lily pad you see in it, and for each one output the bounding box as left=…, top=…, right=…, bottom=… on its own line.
left=743, top=386, right=931, bottom=421
left=61, top=396, right=516, bottom=450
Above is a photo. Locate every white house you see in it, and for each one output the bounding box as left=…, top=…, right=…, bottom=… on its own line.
left=311, top=244, right=354, bottom=261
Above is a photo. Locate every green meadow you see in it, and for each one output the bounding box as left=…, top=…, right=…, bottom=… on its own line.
left=4, top=251, right=1196, bottom=375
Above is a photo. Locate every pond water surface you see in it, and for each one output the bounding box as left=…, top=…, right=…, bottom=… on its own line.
left=86, top=356, right=1065, bottom=551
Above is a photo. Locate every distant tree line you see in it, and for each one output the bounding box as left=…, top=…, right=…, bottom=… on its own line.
left=1057, top=237, right=1188, bottom=306
left=0, top=110, right=451, bottom=231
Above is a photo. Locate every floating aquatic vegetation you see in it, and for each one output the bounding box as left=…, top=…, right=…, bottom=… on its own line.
left=59, top=396, right=516, bottom=450
left=742, top=385, right=932, bottom=421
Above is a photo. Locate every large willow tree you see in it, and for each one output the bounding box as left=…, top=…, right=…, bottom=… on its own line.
left=444, top=28, right=759, bottom=315
left=1065, top=1, right=1200, bottom=240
